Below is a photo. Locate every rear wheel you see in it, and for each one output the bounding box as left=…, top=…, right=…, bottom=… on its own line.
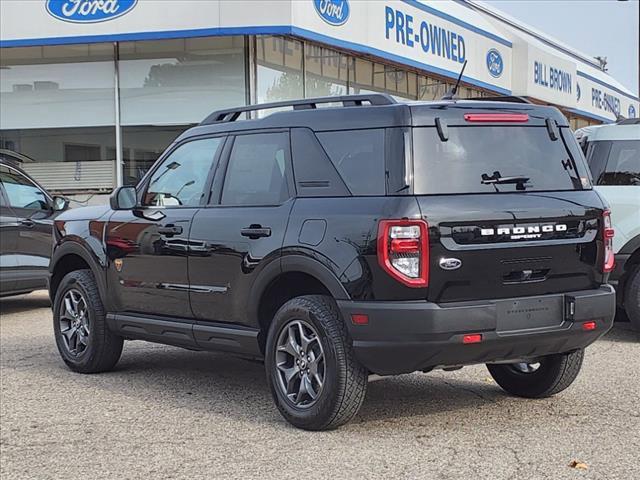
left=487, top=349, right=584, bottom=398
left=53, top=270, right=123, bottom=373
left=624, top=265, right=640, bottom=331
left=265, top=295, right=367, bottom=430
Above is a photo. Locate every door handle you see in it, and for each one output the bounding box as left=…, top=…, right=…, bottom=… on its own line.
left=157, top=224, right=183, bottom=236
left=241, top=225, right=271, bottom=239
left=20, top=219, right=35, bottom=228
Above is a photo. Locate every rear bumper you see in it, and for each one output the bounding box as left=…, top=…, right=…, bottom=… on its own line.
left=338, top=286, right=615, bottom=375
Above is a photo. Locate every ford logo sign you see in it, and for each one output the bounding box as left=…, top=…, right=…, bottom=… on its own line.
left=46, top=0, right=138, bottom=23
left=629, top=105, right=637, bottom=118
left=439, top=258, right=462, bottom=271
left=314, top=0, right=350, bottom=26
left=486, top=49, right=504, bottom=78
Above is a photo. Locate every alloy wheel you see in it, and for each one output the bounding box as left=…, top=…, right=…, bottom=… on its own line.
left=511, top=362, right=541, bottom=374
left=274, top=320, right=326, bottom=408
left=59, top=289, right=90, bottom=356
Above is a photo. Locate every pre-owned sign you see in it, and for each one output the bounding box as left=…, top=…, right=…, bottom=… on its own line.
left=293, top=0, right=513, bottom=93
left=574, top=71, right=639, bottom=121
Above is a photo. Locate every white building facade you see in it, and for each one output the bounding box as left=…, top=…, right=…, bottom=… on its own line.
left=1, top=0, right=637, bottom=193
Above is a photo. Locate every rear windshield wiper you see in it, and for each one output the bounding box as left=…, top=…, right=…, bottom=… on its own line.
left=481, top=171, right=531, bottom=191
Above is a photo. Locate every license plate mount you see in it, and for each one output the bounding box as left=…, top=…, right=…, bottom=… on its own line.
left=496, top=296, right=564, bottom=332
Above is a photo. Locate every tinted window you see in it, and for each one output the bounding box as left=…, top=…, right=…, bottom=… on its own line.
left=143, top=137, right=222, bottom=207
left=588, top=140, right=640, bottom=186
left=0, top=166, right=49, bottom=210
left=413, top=127, right=588, bottom=194
left=316, top=129, right=385, bottom=195
left=221, top=133, right=290, bottom=206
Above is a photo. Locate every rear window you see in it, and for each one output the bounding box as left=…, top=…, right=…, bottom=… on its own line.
left=316, top=129, right=385, bottom=195
left=587, top=140, right=640, bottom=186
left=413, top=126, right=590, bottom=194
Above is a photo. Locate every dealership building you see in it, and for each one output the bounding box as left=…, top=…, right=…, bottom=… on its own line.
left=1, top=0, right=638, bottom=196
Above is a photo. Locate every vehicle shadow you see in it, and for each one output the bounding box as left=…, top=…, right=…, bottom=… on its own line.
left=604, top=321, right=639, bottom=343
left=0, top=291, right=50, bottom=315
left=80, top=343, right=507, bottom=430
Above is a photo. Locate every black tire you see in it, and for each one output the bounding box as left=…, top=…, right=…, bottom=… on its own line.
left=265, top=295, right=367, bottom=430
left=624, top=265, right=640, bottom=331
left=487, top=349, right=584, bottom=398
left=53, top=269, right=123, bottom=373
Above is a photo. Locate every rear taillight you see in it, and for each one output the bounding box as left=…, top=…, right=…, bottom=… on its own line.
left=602, top=210, right=615, bottom=273
left=377, top=220, right=429, bottom=287
left=464, top=113, right=529, bottom=122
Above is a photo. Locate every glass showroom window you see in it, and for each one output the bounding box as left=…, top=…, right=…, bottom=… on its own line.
left=118, top=36, right=246, bottom=184
left=304, top=44, right=351, bottom=98
left=256, top=36, right=304, bottom=104
left=0, top=44, right=116, bottom=192
left=418, top=75, right=452, bottom=101
left=350, top=58, right=416, bottom=100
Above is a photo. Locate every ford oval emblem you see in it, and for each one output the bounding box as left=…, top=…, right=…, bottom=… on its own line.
left=314, top=0, right=350, bottom=26
left=486, top=49, right=504, bottom=78
left=46, top=0, right=138, bottom=23
left=439, top=258, right=462, bottom=271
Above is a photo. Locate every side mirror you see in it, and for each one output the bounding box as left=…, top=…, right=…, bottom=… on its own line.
left=52, top=196, right=69, bottom=212
left=110, top=186, right=138, bottom=210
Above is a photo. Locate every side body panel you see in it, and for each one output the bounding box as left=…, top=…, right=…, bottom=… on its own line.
left=104, top=208, right=199, bottom=318
left=188, top=201, right=293, bottom=328
left=0, top=192, right=18, bottom=295
left=594, top=185, right=640, bottom=253
left=282, top=196, right=424, bottom=301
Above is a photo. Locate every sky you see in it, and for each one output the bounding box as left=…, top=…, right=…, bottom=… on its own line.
left=482, top=0, right=639, bottom=95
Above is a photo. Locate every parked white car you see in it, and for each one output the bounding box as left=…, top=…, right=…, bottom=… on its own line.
left=579, top=120, right=640, bottom=329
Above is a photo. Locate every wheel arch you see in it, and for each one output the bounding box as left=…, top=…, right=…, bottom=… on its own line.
left=617, top=234, right=640, bottom=303
left=49, top=242, right=107, bottom=306
left=619, top=233, right=640, bottom=258
left=249, top=255, right=350, bottom=353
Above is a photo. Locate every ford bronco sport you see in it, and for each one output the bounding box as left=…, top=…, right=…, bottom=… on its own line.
left=49, top=94, right=615, bottom=430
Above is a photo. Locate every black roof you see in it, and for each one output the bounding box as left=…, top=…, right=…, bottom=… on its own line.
left=176, top=95, right=569, bottom=143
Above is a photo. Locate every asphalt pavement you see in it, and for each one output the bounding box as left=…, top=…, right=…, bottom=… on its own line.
left=1, top=291, right=638, bottom=480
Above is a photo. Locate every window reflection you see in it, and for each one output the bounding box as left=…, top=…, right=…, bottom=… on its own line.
left=143, top=137, right=222, bottom=207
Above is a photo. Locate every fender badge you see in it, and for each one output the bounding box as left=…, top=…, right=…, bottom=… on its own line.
left=114, top=259, right=124, bottom=272
left=439, top=257, right=462, bottom=271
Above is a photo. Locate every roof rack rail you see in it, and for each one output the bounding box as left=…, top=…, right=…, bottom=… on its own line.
left=468, top=96, right=533, bottom=104
left=200, top=94, right=397, bottom=124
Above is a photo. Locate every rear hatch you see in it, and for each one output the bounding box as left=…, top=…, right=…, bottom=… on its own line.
left=411, top=104, right=608, bottom=303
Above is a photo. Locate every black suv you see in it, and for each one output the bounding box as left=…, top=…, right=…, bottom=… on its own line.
left=0, top=157, right=68, bottom=297
left=49, top=95, right=616, bottom=430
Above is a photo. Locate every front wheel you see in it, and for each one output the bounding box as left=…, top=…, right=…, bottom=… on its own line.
left=487, top=349, right=584, bottom=398
left=265, top=295, right=367, bottom=430
left=53, top=269, right=123, bottom=373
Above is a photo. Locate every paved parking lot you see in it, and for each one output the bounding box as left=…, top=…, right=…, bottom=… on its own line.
left=1, top=291, right=638, bottom=480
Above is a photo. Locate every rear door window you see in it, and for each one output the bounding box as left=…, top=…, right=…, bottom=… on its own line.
left=316, top=129, right=385, bottom=195
left=221, top=132, right=291, bottom=206
left=587, top=140, right=640, bottom=186
left=413, top=126, right=588, bottom=194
